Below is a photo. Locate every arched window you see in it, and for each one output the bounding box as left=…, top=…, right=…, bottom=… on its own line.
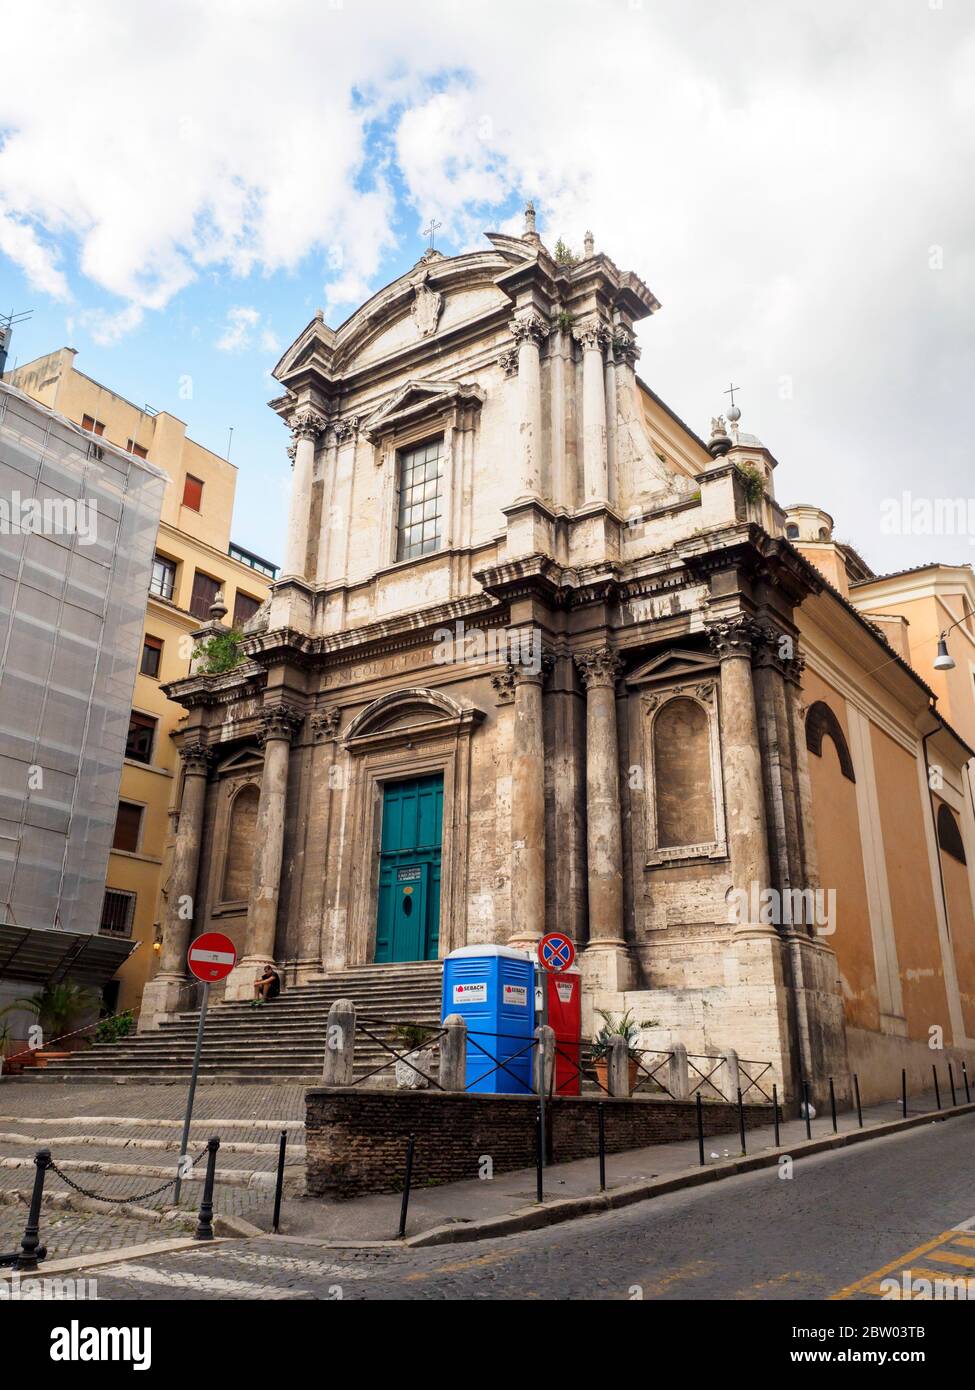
left=937, top=804, right=967, bottom=864
left=805, top=701, right=856, bottom=782
left=786, top=523, right=800, bottom=539
left=653, top=697, right=715, bottom=848
left=221, top=784, right=260, bottom=901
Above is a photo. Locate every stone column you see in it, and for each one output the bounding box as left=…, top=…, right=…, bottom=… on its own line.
left=294, top=709, right=340, bottom=981
left=224, top=705, right=302, bottom=1000
left=282, top=409, right=325, bottom=579
left=509, top=311, right=548, bottom=499
left=575, top=648, right=630, bottom=991
left=139, top=741, right=212, bottom=1027
left=787, top=655, right=821, bottom=892
left=707, top=616, right=771, bottom=915
left=574, top=317, right=610, bottom=505
left=508, top=651, right=549, bottom=947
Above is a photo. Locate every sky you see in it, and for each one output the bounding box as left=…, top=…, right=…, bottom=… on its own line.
left=1, top=0, right=973, bottom=574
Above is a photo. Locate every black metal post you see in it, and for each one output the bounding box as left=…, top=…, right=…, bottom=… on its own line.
left=901, top=1068, right=907, bottom=1119
left=737, top=1088, right=746, bottom=1156
left=772, top=1084, right=780, bottom=1147
left=932, top=1064, right=942, bottom=1111
left=948, top=1062, right=957, bottom=1108
left=271, top=1128, right=287, bottom=1235
left=597, top=1102, right=606, bottom=1191
left=854, top=1073, right=863, bottom=1129
left=829, top=1076, right=838, bottom=1133
left=964, top=1062, right=972, bottom=1105
left=802, top=1080, right=812, bottom=1139
left=535, top=1110, right=544, bottom=1202
left=696, top=1091, right=705, bottom=1166
left=397, top=1134, right=416, bottom=1239
left=15, top=1148, right=51, bottom=1271
left=193, top=1136, right=220, bottom=1241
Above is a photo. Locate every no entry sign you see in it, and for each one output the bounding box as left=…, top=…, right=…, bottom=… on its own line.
left=538, top=932, right=575, bottom=973
left=187, top=931, right=237, bottom=982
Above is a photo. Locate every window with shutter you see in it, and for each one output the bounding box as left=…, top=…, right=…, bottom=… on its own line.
left=233, top=591, right=261, bottom=628
left=189, top=571, right=220, bottom=619
left=125, top=711, right=156, bottom=764
left=140, top=634, right=163, bottom=677
left=182, top=473, right=204, bottom=510
left=112, top=801, right=143, bottom=852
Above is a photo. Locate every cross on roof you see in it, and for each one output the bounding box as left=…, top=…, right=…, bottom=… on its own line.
left=422, top=217, right=442, bottom=251
left=724, top=381, right=742, bottom=409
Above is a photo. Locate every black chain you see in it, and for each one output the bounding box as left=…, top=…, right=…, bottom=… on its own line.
left=46, top=1141, right=210, bottom=1206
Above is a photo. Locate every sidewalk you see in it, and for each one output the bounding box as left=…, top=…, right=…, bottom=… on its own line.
left=267, top=1086, right=974, bottom=1246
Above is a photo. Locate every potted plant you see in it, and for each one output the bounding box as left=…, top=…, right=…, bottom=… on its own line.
left=2, top=982, right=99, bottom=1059
left=392, top=1023, right=438, bottom=1089
left=591, top=1009, right=656, bottom=1093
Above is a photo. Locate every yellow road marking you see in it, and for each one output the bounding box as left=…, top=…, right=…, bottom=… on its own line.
left=925, top=1248, right=975, bottom=1269
left=830, top=1230, right=960, bottom=1300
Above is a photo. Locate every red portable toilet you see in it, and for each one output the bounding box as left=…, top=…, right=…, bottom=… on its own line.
left=543, top=967, right=582, bottom=1095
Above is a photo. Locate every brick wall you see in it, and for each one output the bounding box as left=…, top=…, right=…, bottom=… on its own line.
left=305, top=1087, right=774, bottom=1198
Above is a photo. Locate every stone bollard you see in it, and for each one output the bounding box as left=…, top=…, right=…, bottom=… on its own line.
left=607, top=1035, right=632, bottom=1098
left=667, top=1041, right=690, bottom=1100
left=533, top=1024, right=555, bottom=1096
left=439, top=1014, right=467, bottom=1091
left=322, top=998, right=356, bottom=1085
left=720, top=1048, right=740, bottom=1104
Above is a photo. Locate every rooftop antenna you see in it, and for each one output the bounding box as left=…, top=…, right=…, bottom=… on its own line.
left=0, top=309, right=34, bottom=376
left=226, top=426, right=234, bottom=461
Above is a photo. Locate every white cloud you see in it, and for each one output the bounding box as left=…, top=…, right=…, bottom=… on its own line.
left=1, top=0, right=973, bottom=567
left=0, top=208, right=71, bottom=300
left=216, top=305, right=280, bottom=355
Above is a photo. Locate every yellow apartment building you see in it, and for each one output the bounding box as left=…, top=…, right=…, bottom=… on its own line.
left=5, top=348, right=277, bottom=1012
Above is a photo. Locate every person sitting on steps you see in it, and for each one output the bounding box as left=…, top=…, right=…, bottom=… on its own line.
left=251, top=965, right=281, bottom=1006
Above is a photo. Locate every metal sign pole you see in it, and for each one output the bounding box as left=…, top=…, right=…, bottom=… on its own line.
left=174, top=981, right=209, bottom=1205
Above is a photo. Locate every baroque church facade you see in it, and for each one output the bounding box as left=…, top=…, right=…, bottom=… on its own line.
left=141, top=206, right=975, bottom=1105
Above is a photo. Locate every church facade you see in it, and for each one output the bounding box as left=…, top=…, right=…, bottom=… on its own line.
left=140, top=207, right=975, bottom=1105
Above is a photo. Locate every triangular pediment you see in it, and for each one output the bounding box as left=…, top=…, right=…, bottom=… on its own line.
left=361, top=378, right=484, bottom=442
left=626, top=647, right=717, bottom=687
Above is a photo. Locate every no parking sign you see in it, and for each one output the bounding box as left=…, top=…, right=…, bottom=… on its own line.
left=538, top=932, right=575, bottom=973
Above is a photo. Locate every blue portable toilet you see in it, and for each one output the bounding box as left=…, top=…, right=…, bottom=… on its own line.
left=442, top=945, right=536, bottom=1094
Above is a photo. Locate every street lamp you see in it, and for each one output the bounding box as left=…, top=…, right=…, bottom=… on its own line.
left=933, top=634, right=956, bottom=671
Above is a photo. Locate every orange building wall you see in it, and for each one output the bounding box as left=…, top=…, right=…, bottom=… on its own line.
left=937, top=804, right=975, bottom=1039
left=870, top=727, right=950, bottom=1041
left=801, top=671, right=880, bottom=1031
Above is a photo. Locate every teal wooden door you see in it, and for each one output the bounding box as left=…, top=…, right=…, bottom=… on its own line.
left=375, top=775, right=443, bottom=962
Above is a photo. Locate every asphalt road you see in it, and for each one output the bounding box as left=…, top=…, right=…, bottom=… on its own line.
left=56, top=1111, right=975, bottom=1300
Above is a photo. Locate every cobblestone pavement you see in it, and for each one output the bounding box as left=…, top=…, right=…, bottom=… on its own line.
left=72, top=1112, right=975, bottom=1300
left=0, top=1207, right=187, bottom=1262
left=0, top=1080, right=303, bottom=1225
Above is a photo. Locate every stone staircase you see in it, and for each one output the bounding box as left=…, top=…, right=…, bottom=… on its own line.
left=34, top=964, right=444, bottom=1085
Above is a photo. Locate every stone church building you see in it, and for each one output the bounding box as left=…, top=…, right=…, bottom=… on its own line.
left=141, top=206, right=975, bottom=1104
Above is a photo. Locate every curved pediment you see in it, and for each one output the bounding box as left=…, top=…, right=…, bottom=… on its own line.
left=343, top=687, right=484, bottom=744
left=272, top=242, right=532, bottom=389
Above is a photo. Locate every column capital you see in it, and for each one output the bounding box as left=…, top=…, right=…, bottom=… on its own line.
left=705, top=613, right=763, bottom=661
left=510, top=650, right=555, bottom=687
left=751, top=621, right=804, bottom=680
left=177, top=740, right=214, bottom=776
left=288, top=408, right=327, bottom=443
left=509, top=310, right=549, bottom=347
left=572, top=316, right=611, bottom=353
left=257, top=705, right=304, bottom=746
left=309, top=708, right=341, bottom=741
left=574, top=647, right=624, bottom=690
left=611, top=326, right=640, bottom=367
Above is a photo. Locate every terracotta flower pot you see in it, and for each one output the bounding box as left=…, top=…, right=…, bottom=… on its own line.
left=594, top=1056, right=639, bottom=1093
